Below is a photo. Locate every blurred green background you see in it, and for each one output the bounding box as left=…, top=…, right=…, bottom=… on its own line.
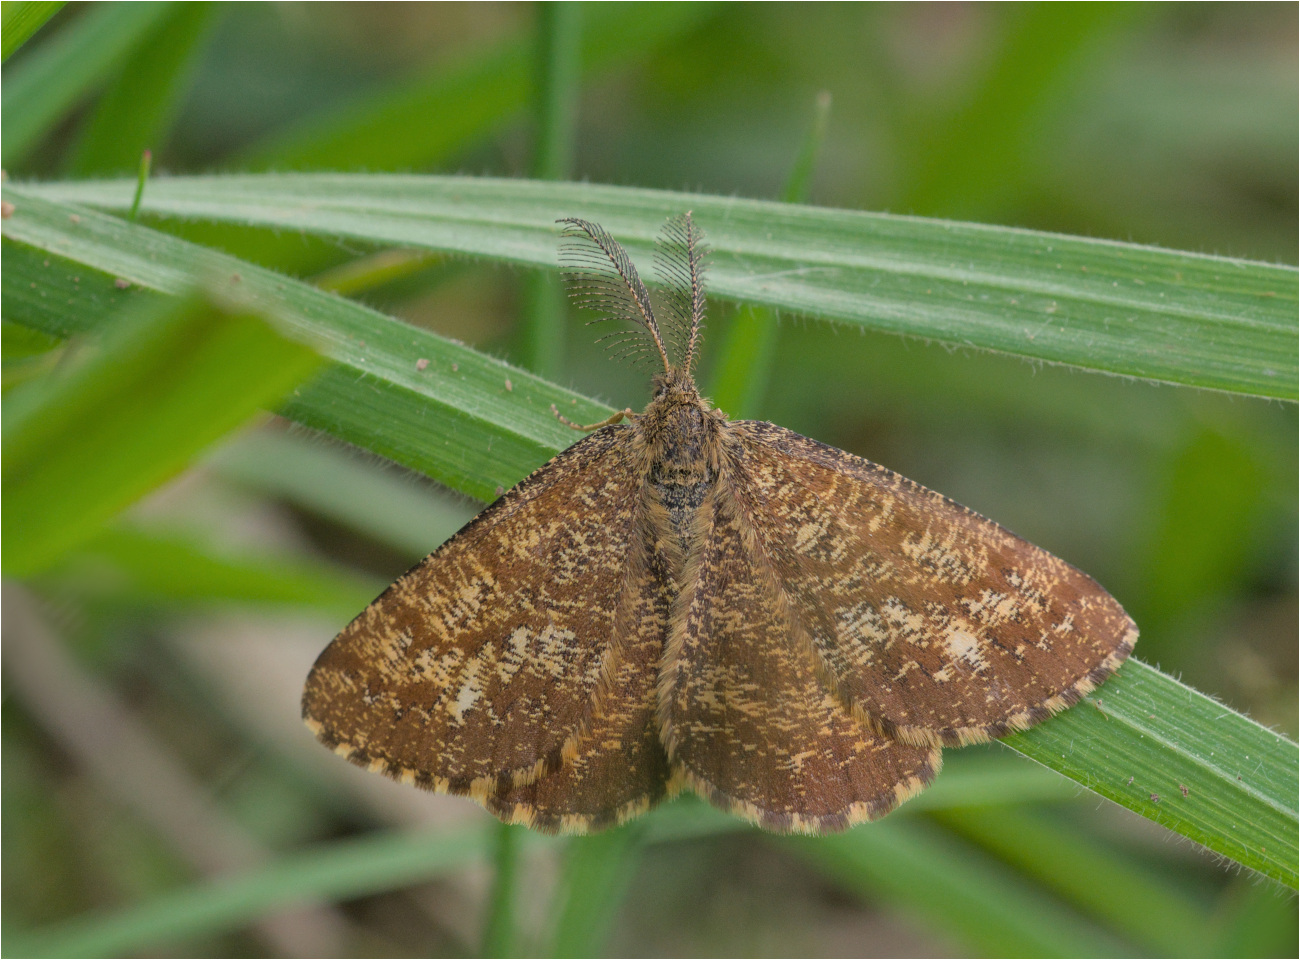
left=2, top=2, right=1296, bottom=956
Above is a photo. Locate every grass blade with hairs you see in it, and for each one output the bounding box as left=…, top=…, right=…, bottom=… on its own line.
left=23, top=173, right=1296, bottom=399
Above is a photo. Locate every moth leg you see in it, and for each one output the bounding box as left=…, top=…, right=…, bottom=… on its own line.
left=550, top=403, right=637, bottom=432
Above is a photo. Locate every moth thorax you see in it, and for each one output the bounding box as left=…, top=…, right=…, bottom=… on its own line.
left=643, top=400, right=718, bottom=550
left=643, top=392, right=713, bottom=466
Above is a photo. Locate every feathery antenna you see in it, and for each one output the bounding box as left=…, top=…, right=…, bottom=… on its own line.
left=558, top=218, right=672, bottom=375
left=652, top=212, right=707, bottom=376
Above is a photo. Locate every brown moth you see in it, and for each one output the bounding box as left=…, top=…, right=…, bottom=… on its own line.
left=302, top=214, right=1137, bottom=834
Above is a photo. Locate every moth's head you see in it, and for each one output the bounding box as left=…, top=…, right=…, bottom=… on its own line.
left=650, top=367, right=707, bottom=407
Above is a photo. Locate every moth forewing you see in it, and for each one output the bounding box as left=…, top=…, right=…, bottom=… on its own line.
left=301, top=426, right=661, bottom=817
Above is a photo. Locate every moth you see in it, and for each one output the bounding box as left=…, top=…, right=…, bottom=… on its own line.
left=302, top=214, right=1136, bottom=834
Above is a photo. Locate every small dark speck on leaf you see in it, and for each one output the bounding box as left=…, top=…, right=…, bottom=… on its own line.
left=1179, top=784, right=1189, bottom=797
left=1126, top=776, right=1133, bottom=786
left=1150, top=793, right=1160, bottom=803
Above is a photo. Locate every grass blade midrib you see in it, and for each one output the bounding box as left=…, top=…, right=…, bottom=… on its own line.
left=1099, top=705, right=1293, bottom=819
left=1097, top=692, right=1297, bottom=819
left=27, top=177, right=1293, bottom=333
left=709, top=259, right=1282, bottom=328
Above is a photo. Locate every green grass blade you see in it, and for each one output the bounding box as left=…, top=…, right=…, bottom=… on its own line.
left=0, top=1, right=65, bottom=62
left=547, top=825, right=646, bottom=958
left=930, top=805, right=1212, bottom=956
left=899, top=3, right=1144, bottom=219
left=206, top=429, right=474, bottom=562
left=780, top=90, right=833, bottom=208
left=232, top=2, right=714, bottom=172
left=26, top=174, right=1296, bottom=397
left=785, top=820, right=1129, bottom=957
left=309, top=248, right=446, bottom=296
left=0, top=756, right=1198, bottom=958
left=530, top=2, right=582, bottom=184
left=1210, top=879, right=1300, bottom=957
left=126, top=147, right=152, bottom=221
left=1, top=316, right=63, bottom=391
left=480, top=823, right=523, bottom=958
left=710, top=90, right=831, bottom=417
left=641, top=753, right=1082, bottom=844
left=65, top=2, right=218, bottom=176
left=6, top=827, right=500, bottom=959
left=41, top=524, right=379, bottom=619
left=231, top=34, right=531, bottom=172
left=1005, top=659, right=1298, bottom=889
left=1, top=1, right=177, bottom=166
left=2, top=187, right=1296, bottom=880
left=706, top=304, right=780, bottom=419
left=1, top=189, right=610, bottom=502
left=2, top=287, right=323, bottom=576
left=519, top=1, right=582, bottom=378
